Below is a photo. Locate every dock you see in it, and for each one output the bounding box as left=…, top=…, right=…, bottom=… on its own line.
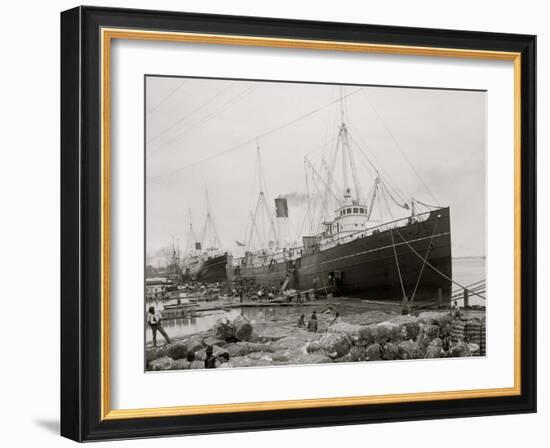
left=160, top=299, right=321, bottom=319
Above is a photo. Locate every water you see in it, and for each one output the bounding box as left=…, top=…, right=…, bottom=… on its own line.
left=145, top=257, right=486, bottom=343
left=451, top=257, right=486, bottom=307
left=146, top=308, right=240, bottom=343
left=145, top=302, right=309, bottom=343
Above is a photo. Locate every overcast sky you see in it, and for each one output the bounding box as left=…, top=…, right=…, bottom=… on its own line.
left=145, top=76, right=486, bottom=260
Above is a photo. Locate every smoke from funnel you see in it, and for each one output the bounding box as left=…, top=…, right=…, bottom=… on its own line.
left=278, top=192, right=309, bottom=206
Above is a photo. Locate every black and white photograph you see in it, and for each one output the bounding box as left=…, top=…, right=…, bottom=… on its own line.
left=144, top=76, right=487, bottom=371
left=0, top=0, right=542, bottom=444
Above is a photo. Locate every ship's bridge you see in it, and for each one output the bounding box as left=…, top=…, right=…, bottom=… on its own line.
left=322, top=200, right=370, bottom=237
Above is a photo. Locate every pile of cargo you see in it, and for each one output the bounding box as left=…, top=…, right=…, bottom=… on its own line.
left=145, top=314, right=257, bottom=370
left=464, top=318, right=485, bottom=356
left=480, top=321, right=486, bottom=356
left=450, top=317, right=466, bottom=341
left=145, top=308, right=486, bottom=371
left=304, top=311, right=461, bottom=362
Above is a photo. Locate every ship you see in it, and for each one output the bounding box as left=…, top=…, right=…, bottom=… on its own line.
left=198, top=252, right=229, bottom=283
left=181, top=192, right=228, bottom=284
left=229, top=90, right=452, bottom=303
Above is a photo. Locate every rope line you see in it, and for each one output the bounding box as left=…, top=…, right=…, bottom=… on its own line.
left=394, top=228, right=487, bottom=301
left=389, top=229, right=407, bottom=301
left=148, top=85, right=256, bottom=159
left=409, top=220, right=439, bottom=304
left=148, top=87, right=365, bottom=183
left=147, top=79, right=187, bottom=115
left=147, top=83, right=233, bottom=145
left=361, top=90, right=439, bottom=205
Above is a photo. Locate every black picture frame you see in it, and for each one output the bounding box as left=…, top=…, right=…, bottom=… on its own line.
left=61, top=5, right=536, bottom=442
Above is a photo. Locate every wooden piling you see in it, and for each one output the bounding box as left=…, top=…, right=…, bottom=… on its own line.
left=401, top=295, right=409, bottom=315
left=464, top=289, right=470, bottom=308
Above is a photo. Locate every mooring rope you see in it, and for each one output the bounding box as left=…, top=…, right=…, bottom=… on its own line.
left=389, top=229, right=407, bottom=301
left=411, top=280, right=486, bottom=311
left=394, top=228, right=487, bottom=301
left=409, top=220, right=439, bottom=304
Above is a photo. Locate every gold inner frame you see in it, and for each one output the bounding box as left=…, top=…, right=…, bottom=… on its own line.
left=100, top=27, right=522, bottom=420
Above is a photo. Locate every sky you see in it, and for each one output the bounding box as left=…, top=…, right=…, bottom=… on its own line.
left=145, top=76, right=486, bottom=263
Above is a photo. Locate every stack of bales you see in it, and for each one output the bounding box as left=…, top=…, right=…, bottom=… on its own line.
left=464, top=318, right=483, bottom=355
left=451, top=317, right=466, bottom=342
left=480, top=321, right=486, bottom=356
left=450, top=317, right=466, bottom=342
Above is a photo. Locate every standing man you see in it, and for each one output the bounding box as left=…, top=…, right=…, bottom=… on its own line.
left=451, top=300, right=461, bottom=319
left=147, top=306, right=171, bottom=347
left=307, top=310, right=318, bottom=332
left=312, top=277, right=319, bottom=292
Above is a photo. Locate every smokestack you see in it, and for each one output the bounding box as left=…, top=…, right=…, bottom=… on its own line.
left=275, top=198, right=289, bottom=248
left=275, top=198, right=288, bottom=218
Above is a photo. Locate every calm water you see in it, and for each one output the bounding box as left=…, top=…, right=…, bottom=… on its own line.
left=145, top=257, right=486, bottom=343
left=451, top=257, right=486, bottom=307
left=144, top=302, right=308, bottom=343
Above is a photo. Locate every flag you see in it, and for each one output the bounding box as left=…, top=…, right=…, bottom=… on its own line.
left=235, top=240, right=245, bottom=247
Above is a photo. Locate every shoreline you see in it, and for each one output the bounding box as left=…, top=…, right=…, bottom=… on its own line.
left=146, top=299, right=486, bottom=371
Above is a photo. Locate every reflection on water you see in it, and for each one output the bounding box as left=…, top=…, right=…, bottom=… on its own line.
left=145, top=304, right=309, bottom=343
left=145, top=309, right=239, bottom=343
left=145, top=257, right=486, bottom=343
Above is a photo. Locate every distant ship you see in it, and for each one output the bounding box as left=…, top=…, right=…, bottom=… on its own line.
left=198, top=252, right=229, bottom=283
left=181, top=193, right=228, bottom=284
left=229, top=90, right=452, bottom=302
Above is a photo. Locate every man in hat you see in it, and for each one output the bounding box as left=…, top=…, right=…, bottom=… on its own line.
left=147, top=306, right=171, bottom=347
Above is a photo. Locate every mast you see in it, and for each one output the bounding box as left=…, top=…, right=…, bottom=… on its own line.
left=245, top=141, right=278, bottom=251
left=184, top=209, right=199, bottom=253
left=201, top=186, right=222, bottom=251
left=337, top=87, right=362, bottom=204
left=339, top=88, right=350, bottom=201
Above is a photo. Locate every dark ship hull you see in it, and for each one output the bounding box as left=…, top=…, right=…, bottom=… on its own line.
left=234, top=208, right=452, bottom=302
left=197, top=253, right=228, bottom=283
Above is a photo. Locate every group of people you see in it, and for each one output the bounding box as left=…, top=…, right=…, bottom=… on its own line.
left=203, top=345, right=230, bottom=369
left=297, top=310, right=340, bottom=332
left=171, top=345, right=230, bottom=369
left=297, top=311, right=318, bottom=331
left=256, top=285, right=278, bottom=301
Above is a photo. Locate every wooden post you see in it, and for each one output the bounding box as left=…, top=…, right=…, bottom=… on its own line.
left=437, top=288, right=442, bottom=309
left=464, top=289, right=470, bottom=309
left=401, top=295, right=409, bottom=315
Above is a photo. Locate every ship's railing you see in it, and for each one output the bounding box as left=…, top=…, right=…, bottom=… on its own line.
left=234, top=248, right=303, bottom=268
left=233, top=208, right=440, bottom=267
left=315, top=210, right=432, bottom=252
